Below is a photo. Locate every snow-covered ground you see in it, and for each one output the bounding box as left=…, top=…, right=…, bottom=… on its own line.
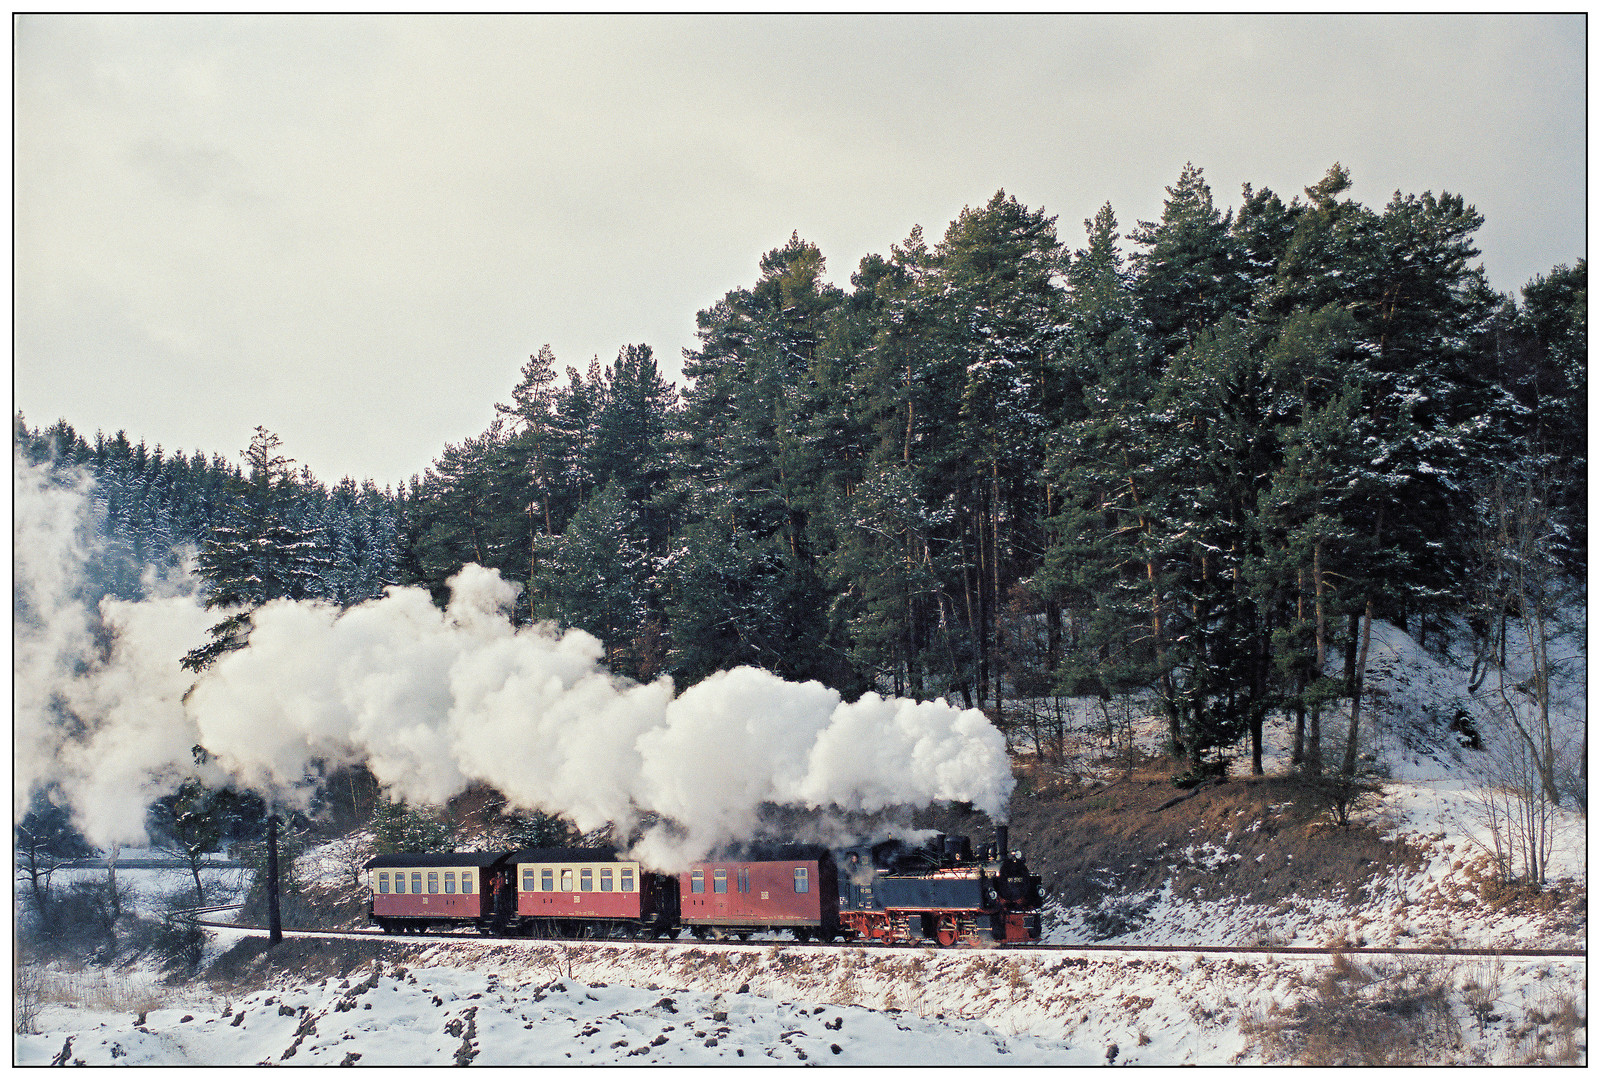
left=16, top=933, right=1586, bottom=1066
left=16, top=617, right=1586, bottom=1064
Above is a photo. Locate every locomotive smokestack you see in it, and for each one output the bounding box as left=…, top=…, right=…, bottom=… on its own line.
left=996, top=824, right=1009, bottom=860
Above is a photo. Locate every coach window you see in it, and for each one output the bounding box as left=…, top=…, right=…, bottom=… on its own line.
left=412, top=873, right=423, bottom=894
left=393, top=874, right=405, bottom=894
left=620, top=868, right=635, bottom=893
left=600, top=868, right=614, bottom=892
left=428, top=872, right=439, bottom=894
left=793, top=867, right=809, bottom=894
left=691, top=870, right=705, bottom=894
left=738, top=868, right=750, bottom=893
left=541, top=869, right=554, bottom=892
left=462, top=872, right=474, bottom=894
left=713, top=869, right=728, bottom=894
left=444, top=872, right=456, bottom=894
left=561, top=868, right=574, bottom=892
left=377, top=873, right=390, bottom=894
left=523, top=869, right=538, bottom=892
left=580, top=868, right=594, bottom=892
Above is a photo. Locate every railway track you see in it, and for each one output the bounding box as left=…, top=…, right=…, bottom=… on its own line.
left=177, top=907, right=1585, bottom=960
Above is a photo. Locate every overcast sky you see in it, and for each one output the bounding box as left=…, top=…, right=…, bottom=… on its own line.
left=14, top=14, right=1587, bottom=488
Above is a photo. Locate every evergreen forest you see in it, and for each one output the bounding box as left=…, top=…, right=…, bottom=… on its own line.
left=18, top=163, right=1586, bottom=781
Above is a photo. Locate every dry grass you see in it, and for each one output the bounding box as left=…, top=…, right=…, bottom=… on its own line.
left=1512, top=987, right=1586, bottom=1065
left=1243, top=955, right=1462, bottom=1066
left=1460, top=958, right=1503, bottom=1035
left=1010, top=770, right=1423, bottom=915
left=24, top=967, right=179, bottom=1019
left=203, top=935, right=425, bottom=996
left=1465, top=860, right=1584, bottom=917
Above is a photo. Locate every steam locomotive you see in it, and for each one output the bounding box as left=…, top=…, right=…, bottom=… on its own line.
left=364, top=826, right=1043, bottom=947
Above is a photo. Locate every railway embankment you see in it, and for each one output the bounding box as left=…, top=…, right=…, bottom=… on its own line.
left=43, top=926, right=1582, bottom=1066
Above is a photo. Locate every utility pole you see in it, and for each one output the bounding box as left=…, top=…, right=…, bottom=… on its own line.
left=266, top=811, right=283, bottom=945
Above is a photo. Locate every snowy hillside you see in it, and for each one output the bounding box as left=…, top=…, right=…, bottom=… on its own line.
left=1036, top=616, right=1585, bottom=956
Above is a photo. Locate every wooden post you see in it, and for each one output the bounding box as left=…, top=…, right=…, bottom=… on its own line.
left=267, top=813, right=283, bottom=945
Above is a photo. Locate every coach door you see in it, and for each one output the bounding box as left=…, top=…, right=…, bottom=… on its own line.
left=648, top=872, right=680, bottom=924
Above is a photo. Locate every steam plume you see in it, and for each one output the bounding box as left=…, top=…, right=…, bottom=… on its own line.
left=14, top=457, right=1015, bottom=867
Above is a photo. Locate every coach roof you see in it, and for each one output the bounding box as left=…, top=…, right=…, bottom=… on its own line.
left=502, top=846, right=626, bottom=863
left=699, top=843, right=834, bottom=863
left=363, top=851, right=505, bottom=870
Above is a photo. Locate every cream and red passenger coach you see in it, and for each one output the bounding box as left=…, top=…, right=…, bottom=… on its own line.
left=363, top=847, right=680, bottom=937
left=503, top=846, right=678, bottom=937
left=366, top=852, right=501, bottom=933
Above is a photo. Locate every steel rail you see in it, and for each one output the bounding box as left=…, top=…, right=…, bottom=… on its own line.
left=176, top=909, right=1585, bottom=961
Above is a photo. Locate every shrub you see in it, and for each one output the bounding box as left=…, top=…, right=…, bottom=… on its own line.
left=1244, top=956, right=1459, bottom=1065
left=1172, top=758, right=1229, bottom=790
left=15, top=964, right=44, bottom=1035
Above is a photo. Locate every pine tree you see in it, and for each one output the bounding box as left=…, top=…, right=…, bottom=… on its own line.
left=181, top=428, right=328, bottom=673
left=589, top=344, right=676, bottom=550
left=822, top=227, right=966, bottom=700
left=536, top=480, right=656, bottom=677
left=1502, top=260, right=1587, bottom=547
left=408, top=421, right=534, bottom=603
left=179, top=428, right=330, bottom=945
left=1045, top=204, right=1179, bottom=749
left=1130, top=163, right=1250, bottom=357
left=497, top=344, right=570, bottom=541
left=1255, top=305, right=1367, bottom=774
left=1141, top=320, right=1280, bottom=769
left=667, top=234, right=847, bottom=686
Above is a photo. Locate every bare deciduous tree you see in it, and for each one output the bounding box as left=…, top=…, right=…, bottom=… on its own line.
left=1464, top=460, right=1579, bottom=886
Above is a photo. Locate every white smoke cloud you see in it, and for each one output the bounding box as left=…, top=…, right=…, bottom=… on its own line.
left=55, top=591, right=218, bottom=847
left=13, top=457, right=99, bottom=822
left=14, top=458, right=216, bottom=846
left=630, top=669, right=1012, bottom=870
left=15, top=458, right=1016, bottom=866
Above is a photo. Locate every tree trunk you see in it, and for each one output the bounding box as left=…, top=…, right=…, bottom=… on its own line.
left=1250, top=624, right=1266, bottom=776
left=966, top=496, right=979, bottom=704
left=106, top=844, right=121, bottom=923
left=1306, top=542, right=1326, bottom=775
left=991, top=466, right=1004, bottom=728
left=1342, top=510, right=1384, bottom=777
left=1342, top=594, right=1376, bottom=776
left=1530, top=587, right=1560, bottom=806
left=1343, top=611, right=1359, bottom=694
left=1127, top=477, right=1180, bottom=755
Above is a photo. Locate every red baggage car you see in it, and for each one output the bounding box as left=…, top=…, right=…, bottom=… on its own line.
left=679, top=846, right=839, bottom=941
